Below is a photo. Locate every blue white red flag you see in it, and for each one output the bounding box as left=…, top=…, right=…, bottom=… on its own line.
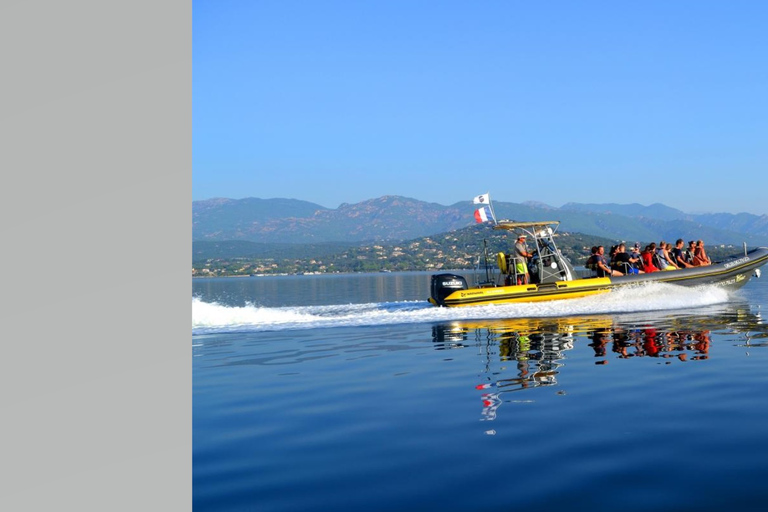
left=473, top=193, right=490, bottom=204
left=474, top=206, right=492, bottom=223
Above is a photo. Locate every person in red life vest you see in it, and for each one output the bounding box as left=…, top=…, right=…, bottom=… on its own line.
left=641, top=243, right=660, bottom=273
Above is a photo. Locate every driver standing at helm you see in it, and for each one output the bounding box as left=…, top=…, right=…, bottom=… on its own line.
left=514, top=234, right=534, bottom=285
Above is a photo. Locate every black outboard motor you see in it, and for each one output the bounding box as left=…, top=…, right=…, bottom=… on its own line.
left=430, top=273, right=468, bottom=306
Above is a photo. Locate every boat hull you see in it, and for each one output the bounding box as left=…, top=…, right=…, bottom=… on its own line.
left=432, top=247, right=768, bottom=307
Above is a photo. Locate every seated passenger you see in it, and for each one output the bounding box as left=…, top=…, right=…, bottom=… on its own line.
left=641, top=243, right=660, bottom=273
left=611, top=243, right=645, bottom=274
left=666, top=243, right=680, bottom=268
left=594, top=245, right=623, bottom=277
left=672, top=239, right=694, bottom=268
left=585, top=246, right=599, bottom=274
left=656, top=242, right=680, bottom=271
left=684, top=240, right=697, bottom=265
left=692, top=239, right=712, bottom=266
left=655, top=241, right=669, bottom=270
left=668, top=243, right=682, bottom=269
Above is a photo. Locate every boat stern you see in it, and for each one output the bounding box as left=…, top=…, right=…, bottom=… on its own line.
left=429, top=273, right=468, bottom=307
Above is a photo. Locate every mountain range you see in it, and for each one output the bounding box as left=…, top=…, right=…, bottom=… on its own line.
left=192, top=196, right=768, bottom=247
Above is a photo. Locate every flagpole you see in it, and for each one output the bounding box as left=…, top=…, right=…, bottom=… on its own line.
left=488, top=196, right=498, bottom=225
left=472, top=192, right=497, bottom=225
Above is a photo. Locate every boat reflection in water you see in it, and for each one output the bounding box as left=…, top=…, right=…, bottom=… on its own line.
left=431, top=301, right=766, bottom=423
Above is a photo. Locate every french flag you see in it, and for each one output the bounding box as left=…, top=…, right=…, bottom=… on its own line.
left=474, top=206, right=491, bottom=223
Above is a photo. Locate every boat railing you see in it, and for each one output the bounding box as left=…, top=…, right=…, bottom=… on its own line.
left=471, top=254, right=500, bottom=288
left=574, top=266, right=596, bottom=279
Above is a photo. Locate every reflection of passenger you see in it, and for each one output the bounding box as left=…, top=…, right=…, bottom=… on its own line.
left=584, top=325, right=716, bottom=363
left=515, top=334, right=532, bottom=388
left=517, top=359, right=531, bottom=389
left=589, top=329, right=611, bottom=364
left=671, top=332, right=690, bottom=361
left=692, top=331, right=711, bottom=360
left=643, top=328, right=662, bottom=357
left=611, top=328, right=633, bottom=358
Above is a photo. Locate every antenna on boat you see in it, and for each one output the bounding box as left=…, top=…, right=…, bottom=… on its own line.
left=483, top=239, right=491, bottom=284
left=488, top=196, right=498, bottom=225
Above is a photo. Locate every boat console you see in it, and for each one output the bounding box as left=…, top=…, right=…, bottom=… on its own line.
left=493, top=221, right=576, bottom=285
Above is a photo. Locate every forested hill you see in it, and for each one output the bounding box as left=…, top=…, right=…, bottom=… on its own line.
left=192, top=223, right=747, bottom=276
left=193, top=196, right=768, bottom=246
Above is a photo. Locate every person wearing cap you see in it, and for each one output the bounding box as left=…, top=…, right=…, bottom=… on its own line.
left=514, top=234, right=534, bottom=284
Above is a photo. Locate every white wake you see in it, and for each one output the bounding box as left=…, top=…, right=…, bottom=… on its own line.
left=192, top=282, right=732, bottom=334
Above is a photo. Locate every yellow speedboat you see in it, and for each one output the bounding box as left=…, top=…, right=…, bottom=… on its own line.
left=428, top=221, right=768, bottom=307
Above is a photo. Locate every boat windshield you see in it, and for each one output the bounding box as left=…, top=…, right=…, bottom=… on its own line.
left=493, top=221, right=574, bottom=284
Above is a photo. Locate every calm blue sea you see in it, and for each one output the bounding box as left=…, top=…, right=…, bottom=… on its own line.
left=193, top=271, right=768, bottom=512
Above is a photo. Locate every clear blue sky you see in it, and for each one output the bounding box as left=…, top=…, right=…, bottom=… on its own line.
left=194, top=1, right=768, bottom=214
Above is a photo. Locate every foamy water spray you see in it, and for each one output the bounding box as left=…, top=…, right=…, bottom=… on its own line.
left=192, top=282, right=732, bottom=334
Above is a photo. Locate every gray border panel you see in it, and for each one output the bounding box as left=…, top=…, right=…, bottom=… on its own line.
left=1, top=1, right=191, bottom=510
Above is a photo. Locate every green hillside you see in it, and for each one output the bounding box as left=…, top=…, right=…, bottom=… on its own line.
left=192, top=222, right=749, bottom=277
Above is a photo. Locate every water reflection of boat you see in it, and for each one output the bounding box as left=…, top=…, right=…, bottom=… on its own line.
left=587, top=324, right=712, bottom=362
left=429, top=221, right=768, bottom=307
left=431, top=305, right=765, bottom=423
left=434, top=317, right=600, bottom=404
